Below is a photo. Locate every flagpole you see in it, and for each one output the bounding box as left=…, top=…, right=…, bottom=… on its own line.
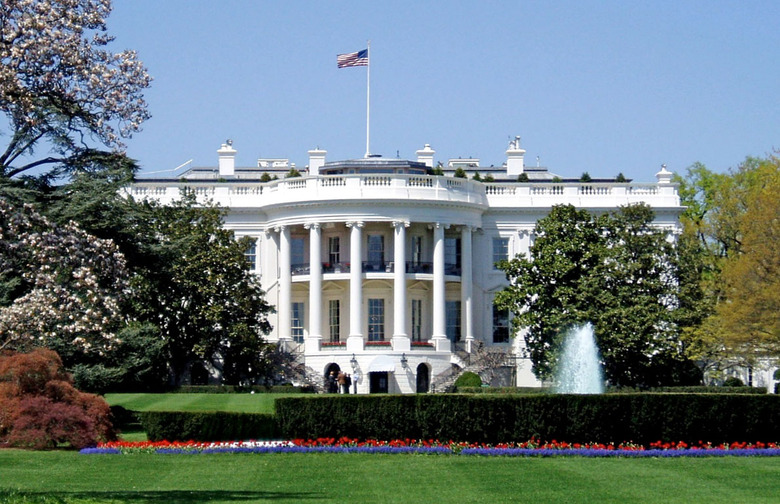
left=365, top=41, right=371, bottom=158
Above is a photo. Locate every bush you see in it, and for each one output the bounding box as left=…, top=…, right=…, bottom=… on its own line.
left=723, top=377, right=745, bottom=387
left=139, top=411, right=278, bottom=441
left=0, top=349, right=116, bottom=449
left=275, top=394, right=780, bottom=445
left=453, top=372, right=482, bottom=389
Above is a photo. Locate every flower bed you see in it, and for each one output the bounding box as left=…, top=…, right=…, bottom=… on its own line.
left=80, top=438, right=780, bottom=457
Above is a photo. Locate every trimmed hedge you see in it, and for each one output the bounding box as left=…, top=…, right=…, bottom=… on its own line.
left=139, top=411, right=279, bottom=441
left=456, top=387, right=549, bottom=394
left=275, top=394, right=780, bottom=445
left=649, top=386, right=767, bottom=394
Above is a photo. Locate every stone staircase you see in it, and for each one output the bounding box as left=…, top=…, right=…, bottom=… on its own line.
left=431, top=345, right=514, bottom=392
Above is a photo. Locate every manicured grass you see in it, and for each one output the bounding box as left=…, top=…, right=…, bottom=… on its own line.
left=1, top=450, right=779, bottom=504
left=104, top=393, right=295, bottom=414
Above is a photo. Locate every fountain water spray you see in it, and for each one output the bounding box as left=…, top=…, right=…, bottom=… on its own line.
left=554, top=324, right=605, bottom=394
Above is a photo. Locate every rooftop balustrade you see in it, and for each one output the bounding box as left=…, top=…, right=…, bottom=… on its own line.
left=128, top=174, right=679, bottom=210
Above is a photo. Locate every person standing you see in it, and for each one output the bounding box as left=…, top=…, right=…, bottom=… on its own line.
left=352, top=370, right=361, bottom=394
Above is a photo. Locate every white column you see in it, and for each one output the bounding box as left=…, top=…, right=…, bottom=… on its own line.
left=461, top=226, right=475, bottom=352
left=346, top=221, right=364, bottom=351
left=392, top=221, right=410, bottom=351
left=431, top=222, right=449, bottom=350
left=277, top=225, right=292, bottom=345
left=306, top=223, right=322, bottom=352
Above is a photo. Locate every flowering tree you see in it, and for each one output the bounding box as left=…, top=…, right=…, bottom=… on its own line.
left=0, top=198, right=128, bottom=354
left=0, top=0, right=151, bottom=179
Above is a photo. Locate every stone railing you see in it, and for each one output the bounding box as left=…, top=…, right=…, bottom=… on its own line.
left=127, top=175, right=678, bottom=210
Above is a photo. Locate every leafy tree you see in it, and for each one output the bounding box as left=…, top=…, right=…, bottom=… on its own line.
left=0, top=198, right=128, bottom=355
left=0, top=348, right=116, bottom=449
left=0, top=0, right=151, bottom=180
left=496, top=204, right=695, bottom=387
left=579, top=172, right=592, bottom=182
left=517, top=173, right=529, bottom=182
left=453, top=167, right=467, bottom=179
left=472, top=172, right=482, bottom=181
left=483, top=174, right=495, bottom=182
left=615, top=173, right=627, bottom=183
left=129, top=192, right=274, bottom=386
left=286, top=168, right=301, bottom=178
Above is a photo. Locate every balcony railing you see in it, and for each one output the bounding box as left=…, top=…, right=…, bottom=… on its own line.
left=292, top=260, right=462, bottom=276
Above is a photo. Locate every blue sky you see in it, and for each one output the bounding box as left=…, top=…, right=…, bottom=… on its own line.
left=108, top=0, right=779, bottom=181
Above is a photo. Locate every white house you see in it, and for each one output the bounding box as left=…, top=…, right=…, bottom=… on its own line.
left=129, top=138, right=683, bottom=393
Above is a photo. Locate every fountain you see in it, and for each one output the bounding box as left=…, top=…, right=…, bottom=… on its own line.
left=554, top=324, right=605, bottom=394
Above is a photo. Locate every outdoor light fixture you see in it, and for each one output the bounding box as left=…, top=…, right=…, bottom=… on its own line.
left=350, top=353, right=357, bottom=368
left=400, top=353, right=408, bottom=368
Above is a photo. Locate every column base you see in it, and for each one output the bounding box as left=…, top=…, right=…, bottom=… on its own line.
left=430, top=336, right=451, bottom=352
left=346, top=336, right=364, bottom=352
left=391, top=335, right=411, bottom=352
left=304, top=336, right=322, bottom=353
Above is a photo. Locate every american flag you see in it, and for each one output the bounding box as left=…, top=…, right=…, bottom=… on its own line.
left=337, top=49, right=368, bottom=68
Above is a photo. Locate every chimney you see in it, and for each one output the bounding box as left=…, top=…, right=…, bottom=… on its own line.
left=506, top=136, right=525, bottom=176
left=218, top=140, right=237, bottom=176
left=416, top=143, right=435, bottom=168
left=656, top=164, right=673, bottom=184
left=308, top=148, right=327, bottom=174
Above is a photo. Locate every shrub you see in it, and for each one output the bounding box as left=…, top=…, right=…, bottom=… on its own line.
left=275, top=394, right=780, bottom=445
left=0, top=349, right=116, bottom=449
left=139, top=411, right=278, bottom=441
left=723, top=377, right=745, bottom=387
left=453, top=371, right=482, bottom=389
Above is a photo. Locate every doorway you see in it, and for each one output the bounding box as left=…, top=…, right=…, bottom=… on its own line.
left=369, top=372, right=389, bottom=393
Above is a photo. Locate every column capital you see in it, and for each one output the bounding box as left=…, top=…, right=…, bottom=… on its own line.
left=516, top=227, right=533, bottom=238
left=428, top=222, right=450, bottom=230
left=346, top=220, right=364, bottom=229
left=303, top=222, right=321, bottom=230
left=392, top=220, right=410, bottom=229
left=272, top=224, right=287, bottom=233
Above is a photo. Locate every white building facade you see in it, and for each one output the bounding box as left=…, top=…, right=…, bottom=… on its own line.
left=129, top=139, right=683, bottom=393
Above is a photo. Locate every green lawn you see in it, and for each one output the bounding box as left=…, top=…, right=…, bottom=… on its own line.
left=1, top=450, right=779, bottom=503
left=104, top=393, right=293, bottom=414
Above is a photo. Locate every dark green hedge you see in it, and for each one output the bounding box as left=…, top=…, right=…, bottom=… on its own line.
left=138, top=411, right=279, bottom=441
left=275, top=394, right=780, bottom=444
left=649, top=386, right=767, bottom=394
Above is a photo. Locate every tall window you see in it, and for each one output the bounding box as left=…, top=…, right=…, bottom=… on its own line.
left=368, top=298, right=385, bottom=341
left=328, top=236, right=340, bottom=265
left=411, top=236, right=423, bottom=265
left=411, top=299, right=422, bottom=341
left=367, top=235, right=384, bottom=269
left=244, top=239, right=257, bottom=271
left=328, top=300, right=340, bottom=342
left=291, top=302, right=305, bottom=343
left=291, top=237, right=305, bottom=268
left=445, top=237, right=461, bottom=274
left=492, top=237, right=509, bottom=269
left=446, top=301, right=461, bottom=343
left=492, top=304, right=509, bottom=343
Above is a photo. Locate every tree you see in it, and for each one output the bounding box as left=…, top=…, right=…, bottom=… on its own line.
left=674, top=155, right=780, bottom=376
left=0, top=0, right=151, bottom=180
left=496, top=204, right=696, bottom=387
left=0, top=198, right=128, bottom=355
left=715, top=156, right=780, bottom=358
left=0, top=348, right=116, bottom=449
left=129, top=192, right=274, bottom=385
left=453, top=167, right=467, bottom=179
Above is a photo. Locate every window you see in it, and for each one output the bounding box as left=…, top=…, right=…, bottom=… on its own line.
left=291, top=302, right=305, bottom=343
left=411, top=299, right=422, bottom=341
left=368, top=298, right=385, bottom=341
left=367, top=234, right=384, bottom=270
left=244, top=238, right=257, bottom=270
left=328, top=236, right=340, bottom=265
left=411, top=236, right=423, bottom=265
left=291, top=237, right=305, bottom=268
left=445, top=237, right=461, bottom=274
left=328, top=300, right=340, bottom=342
left=492, top=237, right=509, bottom=269
left=492, top=305, right=509, bottom=343
left=446, top=301, right=461, bottom=343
